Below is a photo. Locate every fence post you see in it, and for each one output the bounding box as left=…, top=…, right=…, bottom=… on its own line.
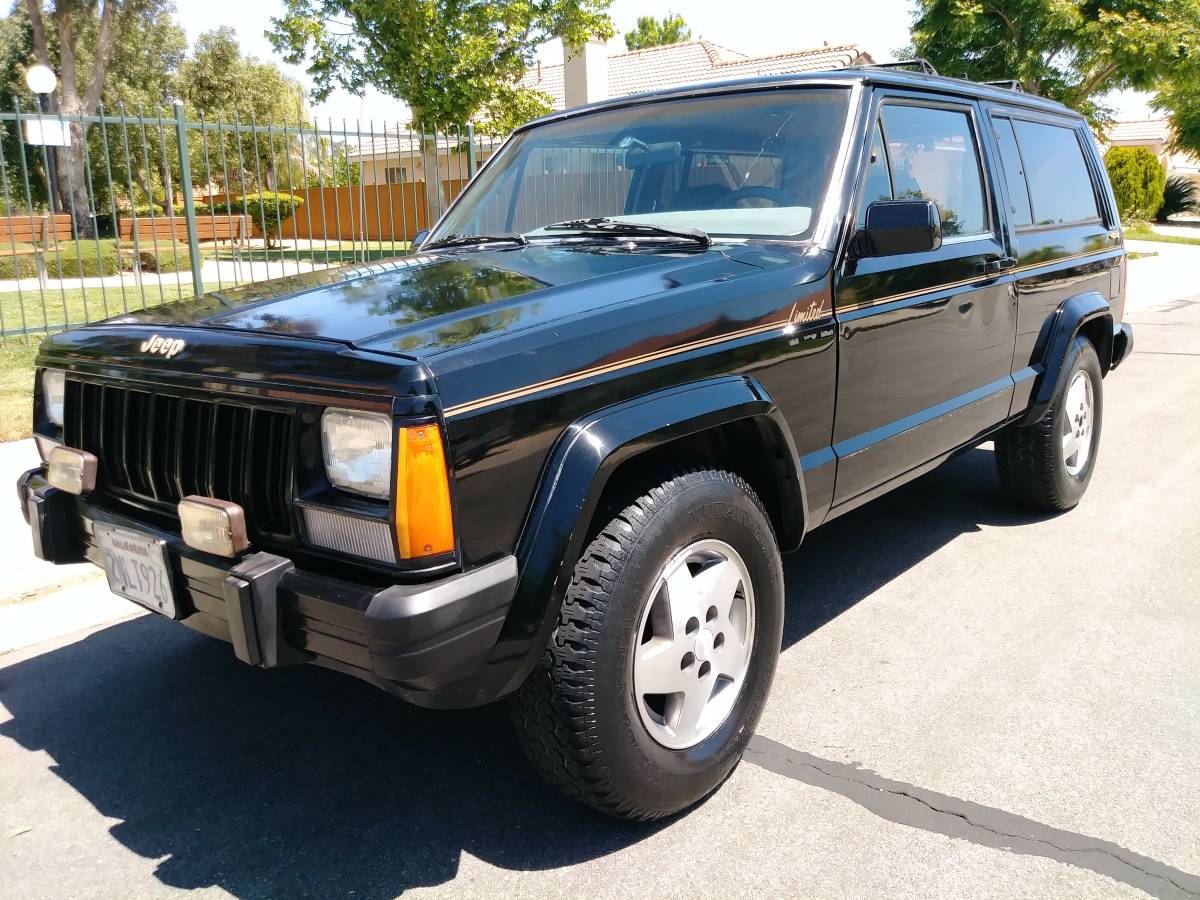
left=466, top=123, right=477, bottom=178
left=173, top=101, right=204, bottom=296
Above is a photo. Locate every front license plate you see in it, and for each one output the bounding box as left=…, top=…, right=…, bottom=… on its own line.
left=94, top=524, right=178, bottom=618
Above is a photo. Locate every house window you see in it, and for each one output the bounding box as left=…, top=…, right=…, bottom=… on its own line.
left=385, top=166, right=406, bottom=184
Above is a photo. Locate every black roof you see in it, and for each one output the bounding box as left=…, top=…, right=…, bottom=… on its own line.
left=522, top=67, right=1082, bottom=132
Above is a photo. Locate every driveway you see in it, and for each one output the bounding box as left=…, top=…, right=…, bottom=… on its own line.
left=1, top=296, right=1198, bottom=899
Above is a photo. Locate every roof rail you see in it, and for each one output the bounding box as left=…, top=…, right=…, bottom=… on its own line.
left=985, top=79, right=1026, bottom=92
left=865, top=59, right=939, bottom=76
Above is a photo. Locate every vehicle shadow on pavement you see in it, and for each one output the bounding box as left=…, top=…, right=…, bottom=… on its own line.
left=780, top=446, right=1050, bottom=649
left=0, top=619, right=664, bottom=897
left=0, top=446, right=1044, bottom=898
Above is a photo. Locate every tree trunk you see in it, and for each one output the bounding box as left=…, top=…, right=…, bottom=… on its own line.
left=420, top=131, right=448, bottom=223
left=52, top=122, right=95, bottom=238
left=158, top=155, right=174, bottom=211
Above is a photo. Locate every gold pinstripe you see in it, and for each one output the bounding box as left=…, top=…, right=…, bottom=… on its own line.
left=443, top=318, right=791, bottom=417
left=442, top=248, right=1120, bottom=418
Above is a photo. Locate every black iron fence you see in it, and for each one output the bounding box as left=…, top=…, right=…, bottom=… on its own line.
left=0, top=103, right=502, bottom=343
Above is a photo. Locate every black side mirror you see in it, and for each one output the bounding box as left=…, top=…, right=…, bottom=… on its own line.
left=411, top=228, right=430, bottom=250
left=853, top=199, right=942, bottom=258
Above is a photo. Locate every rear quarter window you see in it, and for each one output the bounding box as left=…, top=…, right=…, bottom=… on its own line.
left=1009, top=119, right=1100, bottom=227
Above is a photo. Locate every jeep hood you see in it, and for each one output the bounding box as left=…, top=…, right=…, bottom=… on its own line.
left=83, top=245, right=777, bottom=357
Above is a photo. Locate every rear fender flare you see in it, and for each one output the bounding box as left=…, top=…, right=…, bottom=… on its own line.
left=1023, top=291, right=1112, bottom=425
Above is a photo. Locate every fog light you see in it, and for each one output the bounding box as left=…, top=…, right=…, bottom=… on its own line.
left=179, top=496, right=249, bottom=558
left=46, top=446, right=97, bottom=495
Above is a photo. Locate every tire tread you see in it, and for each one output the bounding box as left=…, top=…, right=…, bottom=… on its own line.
left=509, top=469, right=769, bottom=820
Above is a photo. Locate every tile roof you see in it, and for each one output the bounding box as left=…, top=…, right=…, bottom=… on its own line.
left=519, top=40, right=873, bottom=110
left=1105, top=119, right=1172, bottom=144
left=347, top=132, right=504, bottom=161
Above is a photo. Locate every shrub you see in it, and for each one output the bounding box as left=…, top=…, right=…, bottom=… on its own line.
left=1105, top=147, right=1166, bottom=222
left=237, top=192, right=304, bottom=245
left=0, top=244, right=42, bottom=279
left=1155, top=174, right=1200, bottom=222
left=112, top=241, right=191, bottom=273
left=46, top=240, right=120, bottom=278
left=128, top=202, right=210, bottom=218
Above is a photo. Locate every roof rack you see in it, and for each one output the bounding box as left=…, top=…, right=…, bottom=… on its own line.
left=865, top=59, right=939, bottom=76
left=985, top=79, right=1026, bottom=92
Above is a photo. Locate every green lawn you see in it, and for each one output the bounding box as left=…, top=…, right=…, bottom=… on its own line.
left=1124, top=225, right=1200, bottom=246
left=1, top=285, right=195, bottom=338
left=0, top=340, right=40, bottom=442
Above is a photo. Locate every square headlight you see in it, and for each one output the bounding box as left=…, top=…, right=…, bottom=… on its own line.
left=42, top=370, right=65, bottom=426
left=320, top=408, right=393, bottom=499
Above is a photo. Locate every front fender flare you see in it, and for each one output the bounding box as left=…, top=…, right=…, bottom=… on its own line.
left=1023, top=291, right=1112, bottom=425
left=506, top=374, right=806, bottom=644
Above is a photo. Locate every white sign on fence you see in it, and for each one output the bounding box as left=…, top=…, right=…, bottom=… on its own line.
left=22, top=117, right=71, bottom=147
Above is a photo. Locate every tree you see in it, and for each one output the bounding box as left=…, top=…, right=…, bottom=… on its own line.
left=20, top=0, right=151, bottom=233
left=268, top=0, right=614, bottom=214
left=905, top=0, right=1200, bottom=126
left=2, top=2, right=185, bottom=226
left=93, top=3, right=186, bottom=211
left=624, top=12, right=690, bottom=51
left=176, top=28, right=310, bottom=198
left=1153, top=79, right=1200, bottom=159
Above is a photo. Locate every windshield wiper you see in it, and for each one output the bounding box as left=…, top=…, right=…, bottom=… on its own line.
left=423, top=232, right=528, bottom=250
left=540, top=217, right=711, bottom=248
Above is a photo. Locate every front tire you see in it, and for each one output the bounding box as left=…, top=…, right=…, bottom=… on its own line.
left=509, top=469, right=784, bottom=820
left=996, top=335, right=1104, bottom=511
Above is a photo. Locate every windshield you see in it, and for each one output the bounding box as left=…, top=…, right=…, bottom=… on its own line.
left=433, top=88, right=852, bottom=243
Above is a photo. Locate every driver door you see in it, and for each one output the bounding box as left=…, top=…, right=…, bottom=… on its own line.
left=831, top=94, right=1018, bottom=506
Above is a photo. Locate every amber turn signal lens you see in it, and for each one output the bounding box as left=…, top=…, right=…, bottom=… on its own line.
left=394, top=424, right=454, bottom=558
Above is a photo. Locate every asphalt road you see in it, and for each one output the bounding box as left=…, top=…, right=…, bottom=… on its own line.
left=1, top=296, right=1198, bottom=899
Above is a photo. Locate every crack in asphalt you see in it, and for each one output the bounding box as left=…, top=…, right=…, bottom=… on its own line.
left=744, top=734, right=1200, bottom=900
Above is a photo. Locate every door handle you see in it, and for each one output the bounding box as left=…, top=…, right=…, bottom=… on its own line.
left=978, top=255, right=1017, bottom=275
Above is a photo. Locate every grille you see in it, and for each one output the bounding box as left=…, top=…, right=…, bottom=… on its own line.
left=64, top=379, right=296, bottom=538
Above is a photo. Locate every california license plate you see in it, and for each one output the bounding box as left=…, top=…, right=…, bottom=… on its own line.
left=94, top=524, right=178, bottom=618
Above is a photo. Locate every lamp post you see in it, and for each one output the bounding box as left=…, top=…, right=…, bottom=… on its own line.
left=24, top=64, right=59, bottom=213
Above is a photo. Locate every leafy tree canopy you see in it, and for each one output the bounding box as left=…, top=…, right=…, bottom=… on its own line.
left=176, top=27, right=307, bottom=124
left=1152, top=79, right=1200, bottom=157
left=267, top=0, right=615, bottom=131
left=905, top=0, right=1200, bottom=126
left=624, top=12, right=690, bottom=51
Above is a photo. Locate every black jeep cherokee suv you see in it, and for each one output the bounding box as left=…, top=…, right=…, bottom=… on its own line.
left=19, top=66, right=1133, bottom=820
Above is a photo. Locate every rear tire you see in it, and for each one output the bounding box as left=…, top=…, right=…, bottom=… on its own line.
left=996, top=335, right=1103, bottom=511
left=509, top=469, right=784, bottom=821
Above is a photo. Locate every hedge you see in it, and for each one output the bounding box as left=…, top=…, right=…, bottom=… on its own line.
left=122, top=243, right=193, bottom=273
left=0, top=239, right=192, bottom=279
left=129, top=202, right=212, bottom=218
left=0, top=245, right=42, bottom=279
left=1105, top=147, right=1166, bottom=223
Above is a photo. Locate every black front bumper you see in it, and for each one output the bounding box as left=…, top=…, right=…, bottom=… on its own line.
left=18, top=470, right=518, bottom=708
